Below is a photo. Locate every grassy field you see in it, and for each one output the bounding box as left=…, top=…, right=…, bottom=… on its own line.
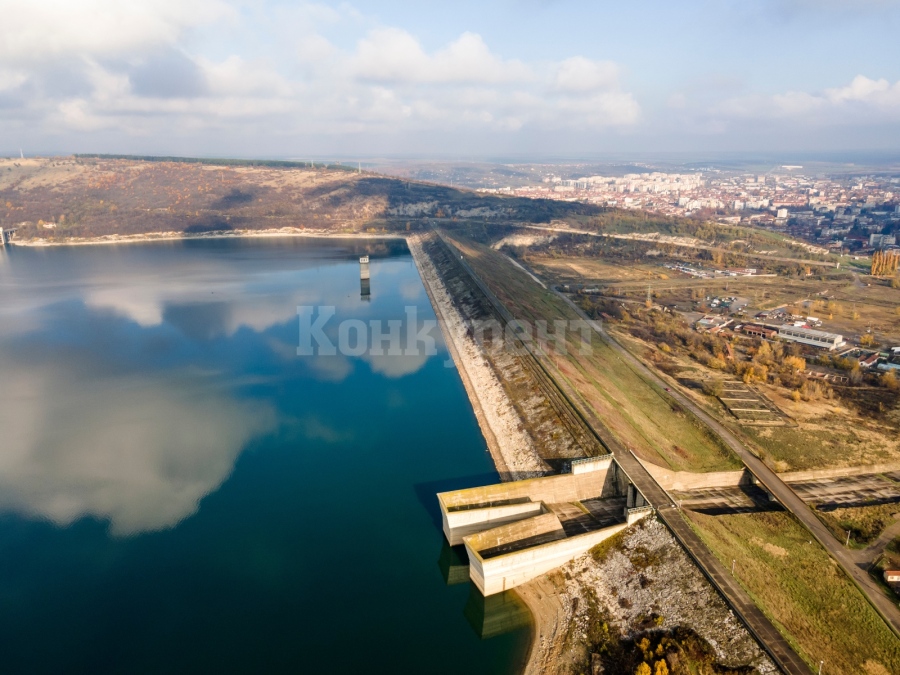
left=742, top=422, right=900, bottom=471
left=444, top=230, right=739, bottom=473
left=815, top=502, right=900, bottom=547
left=686, top=510, right=900, bottom=674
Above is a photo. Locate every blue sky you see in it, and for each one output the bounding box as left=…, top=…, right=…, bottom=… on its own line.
left=2, top=0, right=900, bottom=158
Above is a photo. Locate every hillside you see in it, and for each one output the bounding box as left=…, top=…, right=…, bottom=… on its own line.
left=0, top=156, right=602, bottom=241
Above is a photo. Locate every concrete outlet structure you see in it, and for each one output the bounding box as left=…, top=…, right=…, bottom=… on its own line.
left=437, top=456, right=653, bottom=596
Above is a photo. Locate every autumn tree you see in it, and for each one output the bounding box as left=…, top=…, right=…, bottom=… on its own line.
left=783, top=355, right=806, bottom=372
left=871, top=250, right=900, bottom=276
left=635, top=663, right=651, bottom=675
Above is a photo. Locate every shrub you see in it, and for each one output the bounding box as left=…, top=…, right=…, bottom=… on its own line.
left=860, top=333, right=877, bottom=347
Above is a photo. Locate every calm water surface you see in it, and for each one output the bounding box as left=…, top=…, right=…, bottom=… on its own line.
left=0, top=238, right=529, bottom=674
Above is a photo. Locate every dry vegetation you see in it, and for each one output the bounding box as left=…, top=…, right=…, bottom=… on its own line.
left=442, top=227, right=739, bottom=473
left=0, top=156, right=601, bottom=242
left=499, top=231, right=900, bottom=472
left=687, top=510, right=900, bottom=675
left=523, top=234, right=900, bottom=344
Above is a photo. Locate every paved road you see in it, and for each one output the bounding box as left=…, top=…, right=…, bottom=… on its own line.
left=849, top=513, right=900, bottom=568
left=438, top=233, right=813, bottom=674
left=552, top=289, right=900, bottom=640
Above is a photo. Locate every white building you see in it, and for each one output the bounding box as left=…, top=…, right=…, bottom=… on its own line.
left=777, top=326, right=845, bottom=350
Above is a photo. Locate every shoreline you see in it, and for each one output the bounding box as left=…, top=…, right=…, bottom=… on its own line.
left=407, top=233, right=551, bottom=674
left=9, top=228, right=553, bottom=674
left=406, top=233, right=543, bottom=482
left=8, top=227, right=405, bottom=248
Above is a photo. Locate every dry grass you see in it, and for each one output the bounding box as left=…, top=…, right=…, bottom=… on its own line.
left=687, top=510, right=900, bottom=674
left=446, top=232, right=739, bottom=473
left=743, top=421, right=900, bottom=472
left=529, top=255, right=664, bottom=283
left=528, top=247, right=900, bottom=343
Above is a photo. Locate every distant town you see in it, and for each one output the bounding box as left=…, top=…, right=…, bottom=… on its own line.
left=478, top=169, right=900, bottom=254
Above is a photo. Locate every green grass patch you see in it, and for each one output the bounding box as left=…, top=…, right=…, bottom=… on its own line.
left=814, top=502, right=900, bottom=548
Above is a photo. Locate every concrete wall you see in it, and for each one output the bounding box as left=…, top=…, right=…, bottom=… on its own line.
left=639, top=458, right=900, bottom=491
left=639, top=459, right=752, bottom=491
left=442, top=500, right=546, bottom=546
left=571, top=455, right=613, bottom=475
left=780, top=462, right=900, bottom=483
left=465, top=513, right=564, bottom=553
left=467, top=520, right=640, bottom=596
left=438, top=466, right=610, bottom=512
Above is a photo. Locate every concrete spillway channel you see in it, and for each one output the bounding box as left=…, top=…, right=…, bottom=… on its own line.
left=438, top=456, right=651, bottom=596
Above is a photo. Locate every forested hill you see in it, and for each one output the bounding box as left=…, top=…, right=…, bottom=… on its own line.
left=0, top=156, right=605, bottom=241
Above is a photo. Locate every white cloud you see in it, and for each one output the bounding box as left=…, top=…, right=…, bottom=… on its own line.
left=201, top=55, right=293, bottom=98
left=825, top=74, right=900, bottom=106
left=0, top=0, right=233, bottom=64
left=0, top=1, right=640, bottom=144
left=553, top=57, right=619, bottom=93
left=353, top=28, right=531, bottom=84
left=713, top=74, right=900, bottom=125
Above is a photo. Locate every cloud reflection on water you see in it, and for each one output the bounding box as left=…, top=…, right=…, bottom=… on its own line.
left=0, top=351, right=275, bottom=536
left=0, top=244, right=440, bottom=535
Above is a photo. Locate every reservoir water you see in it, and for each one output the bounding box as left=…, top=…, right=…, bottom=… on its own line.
left=0, top=237, right=529, bottom=674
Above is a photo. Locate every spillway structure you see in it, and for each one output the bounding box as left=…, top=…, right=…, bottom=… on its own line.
left=438, top=456, right=652, bottom=596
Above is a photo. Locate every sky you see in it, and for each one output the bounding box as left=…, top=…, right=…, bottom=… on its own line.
left=2, top=0, right=900, bottom=159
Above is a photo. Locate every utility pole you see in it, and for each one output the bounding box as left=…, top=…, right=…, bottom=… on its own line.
left=731, top=559, right=736, bottom=575
left=846, top=530, right=851, bottom=547
left=818, top=660, right=824, bottom=674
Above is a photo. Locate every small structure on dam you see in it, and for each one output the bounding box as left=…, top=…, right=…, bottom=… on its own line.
left=438, top=455, right=652, bottom=596
left=359, top=255, right=370, bottom=301
left=0, top=227, right=17, bottom=247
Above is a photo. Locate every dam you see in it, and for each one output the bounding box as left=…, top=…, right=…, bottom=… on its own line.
left=438, top=456, right=652, bottom=596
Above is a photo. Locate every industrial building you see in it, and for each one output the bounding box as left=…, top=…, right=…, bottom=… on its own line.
left=741, top=324, right=778, bottom=340
left=777, top=325, right=845, bottom=350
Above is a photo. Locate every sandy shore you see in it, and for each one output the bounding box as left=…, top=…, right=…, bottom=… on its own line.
left=10, top=227, right=405, bottom=247
left=514, top=575, right=569, bottom=675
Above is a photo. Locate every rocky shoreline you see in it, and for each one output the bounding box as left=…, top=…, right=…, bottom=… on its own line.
left=407, top=234, right=545, bottom=480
